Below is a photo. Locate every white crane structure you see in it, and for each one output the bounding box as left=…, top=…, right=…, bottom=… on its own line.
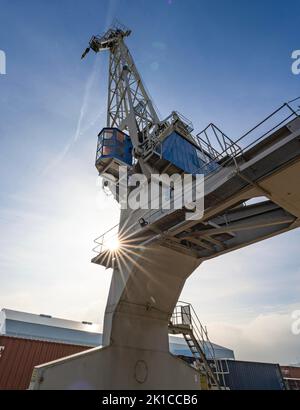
left=30, top=24, right=300, bottom=390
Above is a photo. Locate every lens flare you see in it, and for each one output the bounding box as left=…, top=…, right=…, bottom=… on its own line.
left=105, top=236, right=120, bottom=251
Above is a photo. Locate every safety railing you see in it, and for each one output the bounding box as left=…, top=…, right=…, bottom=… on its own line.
left=142, top=111, right=194, bottom=157
left=156, top=111, right=194, bottom=135
left=170, top=301, right=225, bottom=387
left=234, top=98, right=299, bottom=151
left=194, top=97, right=300, bottom=175
left=89, top=20, right=131, bottom=50
left=196, top=123, right=242, bottom=162
left=172, top=111, right=194, bottom=134
left=92, top=223, right=119, bottom=254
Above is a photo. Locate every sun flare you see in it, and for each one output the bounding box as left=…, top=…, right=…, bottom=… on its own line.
left=105, top=236, right=120, bottom=251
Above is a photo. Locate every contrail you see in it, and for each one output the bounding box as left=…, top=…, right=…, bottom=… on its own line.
left=43, top=3, right=120, bottom=175
left=73, top=0, right=120, bottom=143
left=43, top=57, right=103, bottom=175
left=74, top=57, right=99, bottom=143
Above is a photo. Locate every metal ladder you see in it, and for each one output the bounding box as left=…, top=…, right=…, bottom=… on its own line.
left=169, top=302, right=226, bottom=389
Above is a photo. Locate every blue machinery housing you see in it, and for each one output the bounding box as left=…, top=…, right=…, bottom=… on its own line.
left=161, top=131, right=219, bottom=175
left=95, top=127, right=219, bottom=176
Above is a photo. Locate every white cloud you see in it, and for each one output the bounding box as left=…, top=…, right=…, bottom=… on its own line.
left=208, top=304, right=300, bottom=365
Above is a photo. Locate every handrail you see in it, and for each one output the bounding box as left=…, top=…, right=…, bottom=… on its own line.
left=196, top=123, right=242, bottom=161
left=92, top=223, right=119, bottom=254
left=193, top=98, right=300, bottom=175
left=180, top=303, right=218, bottom=368
left=171, top=301, right=225, bottom=387
left=240, top=111, right=296, bottom=152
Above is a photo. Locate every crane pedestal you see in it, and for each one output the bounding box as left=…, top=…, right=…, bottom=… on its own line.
left=30, top=240, right=203, bottom=390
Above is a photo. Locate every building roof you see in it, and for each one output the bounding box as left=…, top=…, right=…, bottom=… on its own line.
left=1, top=309, right=101, bottom=333
left=169, top=334, right=235, bottom=360
left=0, top=308, right=102, bottom=346
left=0, top=308, right=234, bottom=359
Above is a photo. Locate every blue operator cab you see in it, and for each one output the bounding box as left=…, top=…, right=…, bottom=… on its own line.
left=95, top=128, right=133, bottom=178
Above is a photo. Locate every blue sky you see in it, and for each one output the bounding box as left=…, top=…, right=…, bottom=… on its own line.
left=0, top=0, right=300, bottom=364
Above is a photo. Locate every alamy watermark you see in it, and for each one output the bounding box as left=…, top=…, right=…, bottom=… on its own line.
left=291, top=50, right=300, bottom=75
left=0, top=49, right=6, bottom=75
left=100, top=166, right=205, bottom=221
left=291, top=310, right=300, bottom=335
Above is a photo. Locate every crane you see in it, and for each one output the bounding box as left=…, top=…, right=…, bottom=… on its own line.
left=30, top=23, right=300, bottom=390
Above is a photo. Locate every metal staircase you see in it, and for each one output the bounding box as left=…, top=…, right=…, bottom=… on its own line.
left=169, top=302, right=225, bottom=389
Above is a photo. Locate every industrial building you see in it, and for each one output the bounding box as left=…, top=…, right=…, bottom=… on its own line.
left=0, top=308, right=291, bottom=390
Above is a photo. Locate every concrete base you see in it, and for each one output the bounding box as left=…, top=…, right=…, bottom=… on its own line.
left=29, top=344, right=201, bottom=390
